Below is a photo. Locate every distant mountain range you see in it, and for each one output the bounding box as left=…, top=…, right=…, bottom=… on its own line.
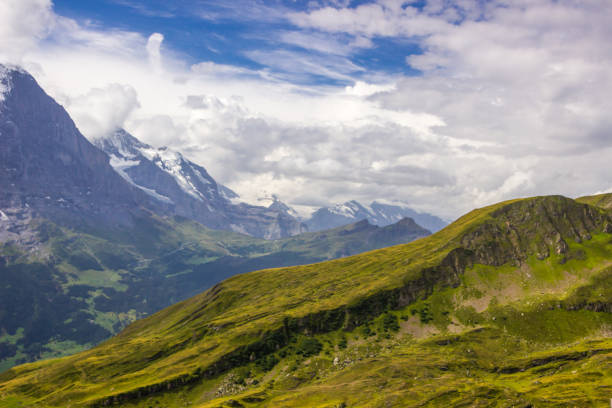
left=93, top=130, right=448, bottom=236
left=304, top=200, right=447, bottom=232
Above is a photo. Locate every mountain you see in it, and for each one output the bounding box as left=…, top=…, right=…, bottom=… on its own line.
left=94, top=130, right=306, bottom=239
left=2, top=195, right=610, bottom=407
left=0, top=64, right=430, bottom=370
left=305, top=200, right=447, bottom=232
left=0, top=65, right=153, bottom=231
left=267, top=195, right=301, bottom=219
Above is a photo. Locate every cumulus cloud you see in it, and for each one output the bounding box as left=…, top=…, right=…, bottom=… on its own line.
left=0, top=0, right=55, bottom=62
left=129, top=114, right=186, bottom=147
left=64, top=84, right=140, bottom=140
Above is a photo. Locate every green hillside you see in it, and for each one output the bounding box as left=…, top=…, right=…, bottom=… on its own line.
left=577, top=192, right=612, bottom=210
left=0, top=195, right=611, bottom=407
left=0, top=213, right=427, bottom=371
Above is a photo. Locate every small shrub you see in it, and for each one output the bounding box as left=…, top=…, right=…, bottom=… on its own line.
left=382, top=313, right=399, bottom=332
left=295, top=337, right=322, bottom=357
left=257, top=355, right=279, bottom=371
left=418, top=304, right=434, bottom=324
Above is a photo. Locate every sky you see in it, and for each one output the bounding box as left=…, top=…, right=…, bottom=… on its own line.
left=1, top=0, right=611, bottom=220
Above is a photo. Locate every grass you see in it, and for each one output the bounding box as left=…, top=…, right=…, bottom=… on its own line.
left=0, top=195, right=611, bottom=407
left=577, top=192, right=612, bottom=210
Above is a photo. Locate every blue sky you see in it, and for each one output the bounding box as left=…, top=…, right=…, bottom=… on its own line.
left=52, top=0, right=422, bottom=85
left=2, top=0, right=611, bottom=218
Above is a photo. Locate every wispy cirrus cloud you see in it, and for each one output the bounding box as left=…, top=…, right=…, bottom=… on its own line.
left=108, top=0, right=176, bottom=18
left=194, top=0, right=290, bottom=23
left=244, top=48, right=365, bottom=83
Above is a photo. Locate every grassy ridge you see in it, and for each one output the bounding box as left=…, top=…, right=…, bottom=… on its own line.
left=577, top=192, right=612, bottom=210
left=0, top=195, right=611, bottom=407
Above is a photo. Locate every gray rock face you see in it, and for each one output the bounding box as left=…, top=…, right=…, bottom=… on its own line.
left=0, top=65, right=151, bottom=228
left=305, top=200, right=447, bottom=233
left=94, top=129, right=306, bottom=239
left=267, top=195, right=300, bottom=219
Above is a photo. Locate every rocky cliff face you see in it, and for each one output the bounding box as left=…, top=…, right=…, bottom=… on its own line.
left=94, top=129, right=306, bottom=239
left=0, top=65, right=152, bottom=230
left=459, top=195, right=607, bottom=266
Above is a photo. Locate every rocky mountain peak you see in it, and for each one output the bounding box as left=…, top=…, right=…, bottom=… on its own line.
left=0, top=65, right=147, bottom=227
left=267, top=195, right=300, bottom=219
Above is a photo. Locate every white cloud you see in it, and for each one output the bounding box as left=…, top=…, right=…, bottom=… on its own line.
left=63, top=84, right=140, bottom=140
left=1, top=0, right=612, bottom=221
left=344, top=81, right=395, bottom=96
left=278, top=31, right=373, bottom=56
left=244, top=49, right=365, bottom=83
left=0, top=0, right=55, bottom=62
left=130, top=114, right=186, bottom=147
left=288, top=2, right=450, bottom=38
left=146, top=33, right=164, bottom=73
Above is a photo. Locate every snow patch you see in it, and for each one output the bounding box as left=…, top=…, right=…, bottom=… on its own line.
left=329, top=203, right=357, bottom=218
left=328, top=201, right=372, bottom=218
left=360, top=201, right=374, bottom=215
left=0, top=66, right=12, bottom=103
left=229, top=224, right=249, bottom=236
left=0, top=65, right=28, bottom=103
left=194, top=168, right=212, bottom=185
left=140, top=147, right=205, bottom=201
left=108, top=154, right=173, bottom=204
left=109, top=154, right=140, bottom=171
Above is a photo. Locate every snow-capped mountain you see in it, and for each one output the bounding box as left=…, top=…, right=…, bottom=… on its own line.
left=266, top=195, right=300, bottom=219
left=305, top=200, right=447, bottom=233
left=95, top=129, right=233, bottom=207
left=94, top=129, right=306, bottom=239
